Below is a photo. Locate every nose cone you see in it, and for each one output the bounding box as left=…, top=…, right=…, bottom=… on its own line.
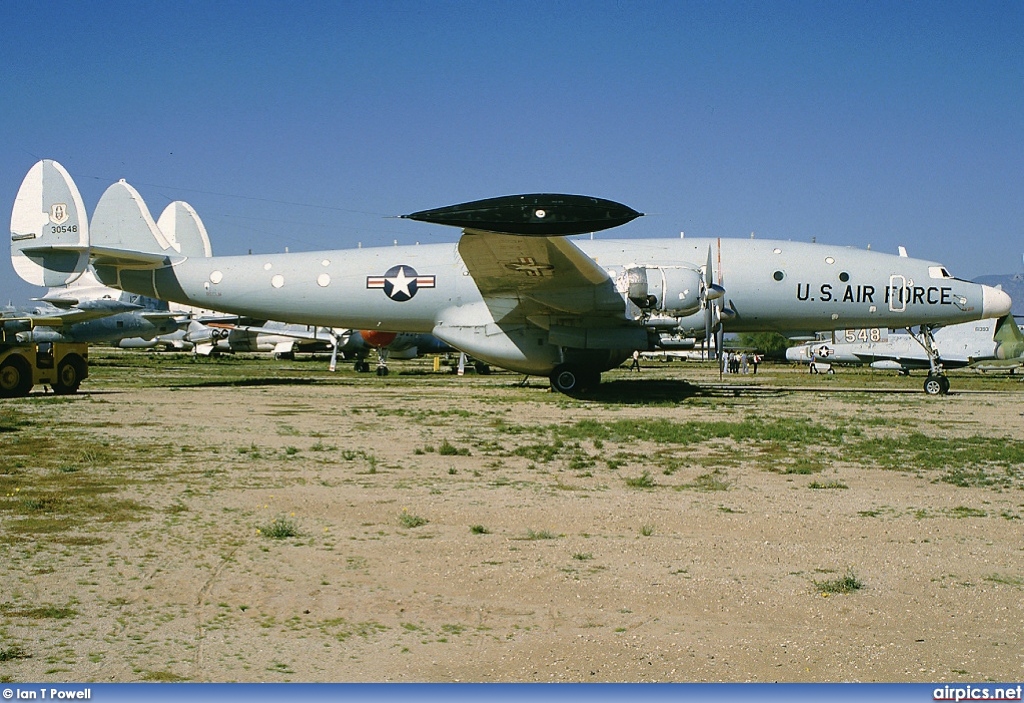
left=982, top=285, right=1013, bottom=318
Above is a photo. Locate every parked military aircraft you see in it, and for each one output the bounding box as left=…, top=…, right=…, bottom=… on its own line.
left=0, top=296, right=181, bottom=346
left=10, top=160, right=1013, bottom=394
left=339, top=329, right=454, bottom=374
left=155, top=318, right=450, bottom=373
left=786, top=315, right=1024, bottom=392
left=234, top=325, right=454, bottom=374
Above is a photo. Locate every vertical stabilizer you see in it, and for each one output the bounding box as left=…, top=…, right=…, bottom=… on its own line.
left=10, top=159, right=90, bottom=286
left=90, top=180, right=172, bottom=255
left=993, top=314, right=1024, bottom=360
left=156, top=201, right=213, bottom=258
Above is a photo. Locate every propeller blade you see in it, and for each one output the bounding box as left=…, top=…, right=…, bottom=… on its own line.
left=704, top=307, right=713, bottom=357
left=717, top=325, right=725, bottom=379
left=705, top=284, right=725, bottom=301
left=704, top=246, right=714, bottom=357
left=704, top=245, right=713, bottom=290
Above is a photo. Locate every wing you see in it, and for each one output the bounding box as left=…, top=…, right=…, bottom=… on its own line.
left=140, top=311, right=183, bottom=321
left=406, top=193, right=642, bottom=327
left=458, top=230, right=626, bottom=324
left=7, top=299, right=144, bottom=327
left=207, top=322, right=337, bottom=344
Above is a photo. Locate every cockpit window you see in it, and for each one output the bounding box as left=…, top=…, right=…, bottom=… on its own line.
left=928, top=266, right=953, bottom=279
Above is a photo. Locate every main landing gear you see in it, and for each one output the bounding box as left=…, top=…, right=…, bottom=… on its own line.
left=353, top=347, right=391, bottom=376
left=549, top=364, right=600, bottom=396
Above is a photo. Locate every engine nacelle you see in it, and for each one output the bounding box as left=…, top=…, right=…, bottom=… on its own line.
left=184, top=321, right=228, bottom=344
left=625, top=266, right=702, bottom=316
left=644, top=314, right=685, bottom=330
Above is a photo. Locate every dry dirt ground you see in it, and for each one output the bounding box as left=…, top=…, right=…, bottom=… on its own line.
left=1, top=357, right=1022, bottom=682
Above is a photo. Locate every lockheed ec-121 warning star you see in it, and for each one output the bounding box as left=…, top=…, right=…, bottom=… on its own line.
left=10, top=160, right=1012, bottom=395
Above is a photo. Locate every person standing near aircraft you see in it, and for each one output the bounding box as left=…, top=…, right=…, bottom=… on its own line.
left=630, top=349, right=641, bottom=371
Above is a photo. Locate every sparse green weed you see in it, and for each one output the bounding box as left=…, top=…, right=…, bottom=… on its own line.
left=625, top=471, right=656, bottom=488
left=258, top=516, right=300, bottom=539
left=399, top=510, right=428, bottom=528
left=814, top=570, right=864, bottom=595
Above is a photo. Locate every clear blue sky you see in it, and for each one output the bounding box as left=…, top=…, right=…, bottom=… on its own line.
left=3, top=0, right=1022, bottom=303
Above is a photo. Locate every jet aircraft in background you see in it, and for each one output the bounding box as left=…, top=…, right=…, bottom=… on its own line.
left=11, top=160, right=1013, bottom=395
left=0, top=295, right=182, bottom=347
left=195, top=321, right=453, bottom=374
left=786, top=315, right=1024, bottom=392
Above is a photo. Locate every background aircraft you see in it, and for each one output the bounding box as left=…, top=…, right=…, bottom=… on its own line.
left=0, top=297, right=182, bottom=346
left=786, top=315, right=1024, bottom=388
left=11, top=160, right=1013, bottom=395
left=197, top=322, right=453, bottom=374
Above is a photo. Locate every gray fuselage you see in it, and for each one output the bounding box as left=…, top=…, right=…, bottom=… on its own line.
left=95, top=236, right=993, bottom=375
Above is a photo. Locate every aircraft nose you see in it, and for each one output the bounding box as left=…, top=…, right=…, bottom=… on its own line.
left=982, top=285, right=1013, bottom=318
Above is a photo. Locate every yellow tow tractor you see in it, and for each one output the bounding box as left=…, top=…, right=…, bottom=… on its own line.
left=0, top=318, right=89, bottom=397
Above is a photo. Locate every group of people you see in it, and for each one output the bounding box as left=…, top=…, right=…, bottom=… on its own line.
left=628, top=349, right=762, bottom=374
left=724, top=351, right=760, bottom=374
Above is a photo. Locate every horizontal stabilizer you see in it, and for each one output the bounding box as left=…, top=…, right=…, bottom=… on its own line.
left=403, top=194, right=642, bottom=236
left=10, top=160, right=90, bottom=286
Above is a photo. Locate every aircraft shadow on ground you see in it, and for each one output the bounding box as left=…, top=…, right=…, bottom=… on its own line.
left=510, top=377, right=950, bottom=402
left=512, top=378, right=788, bottom=403
left=177, top=377, right=321, bottom=389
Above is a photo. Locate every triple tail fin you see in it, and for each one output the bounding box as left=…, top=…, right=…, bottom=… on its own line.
left=11, top=160, right=214, bottom=292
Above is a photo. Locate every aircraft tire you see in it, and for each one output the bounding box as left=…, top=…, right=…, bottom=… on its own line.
left=53, top=356, right=85, bottom=395
left=923, top=375, right=949, bottom=396
left=0, top=356, right=33, bottom=398
left=474, top=362, right=491, bottom=375
left=376, top=366, right=389, bottom=377
left=549, top=365, right=598, bottom=396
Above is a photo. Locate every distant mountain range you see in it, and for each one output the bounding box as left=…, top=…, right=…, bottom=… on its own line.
left=973, top=273, right=1024, bottom=317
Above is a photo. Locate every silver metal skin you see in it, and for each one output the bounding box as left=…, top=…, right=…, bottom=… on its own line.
left=12, top=161, right=1013, bottom=389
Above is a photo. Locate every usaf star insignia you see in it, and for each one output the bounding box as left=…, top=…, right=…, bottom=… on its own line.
left=367, top=265, right=436, bottom=302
